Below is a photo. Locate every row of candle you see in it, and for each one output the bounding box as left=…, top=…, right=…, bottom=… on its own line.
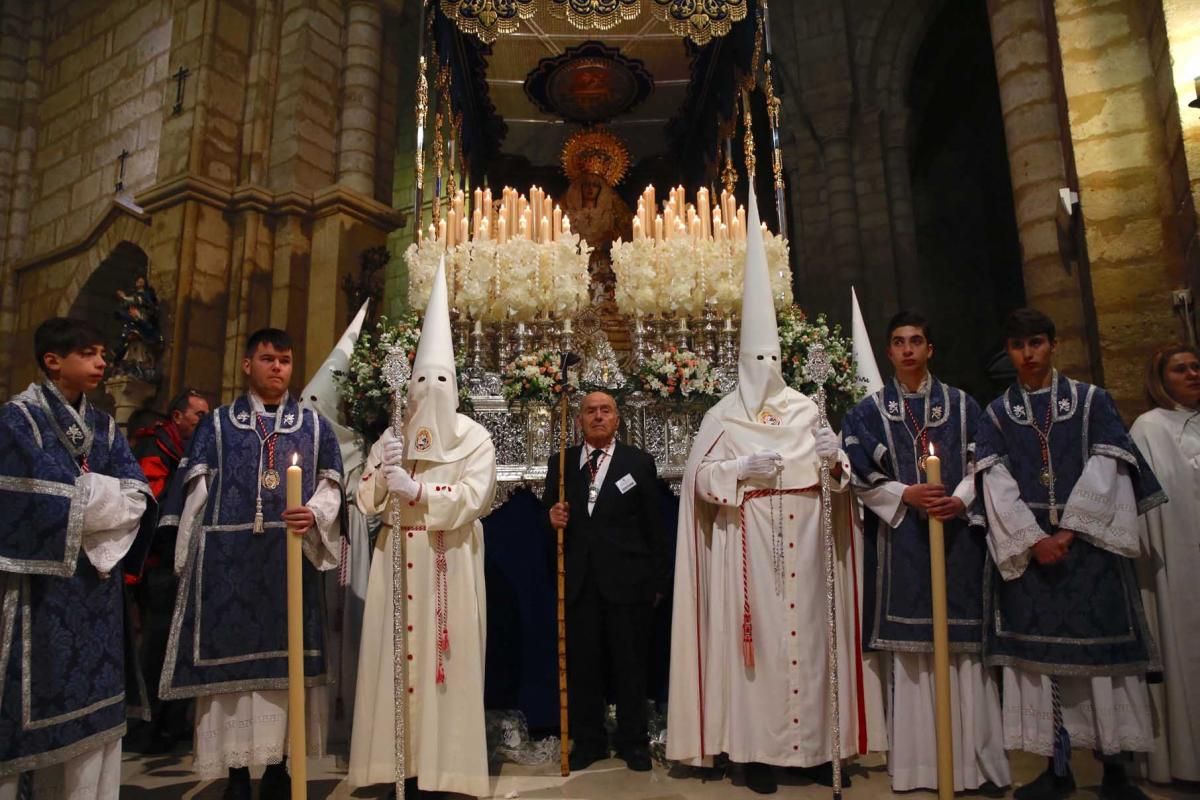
left=424, top=188, right=573, bottom=248
left=630, top=185, right=750, bottom=244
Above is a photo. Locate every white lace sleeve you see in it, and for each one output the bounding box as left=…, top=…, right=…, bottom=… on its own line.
left=1060, top=455, right=1139, bottom=558
left=983, top=463, right=1046, bottom=580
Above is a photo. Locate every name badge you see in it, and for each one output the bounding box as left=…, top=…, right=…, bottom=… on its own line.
left=616, top=473, right=637, bottom=494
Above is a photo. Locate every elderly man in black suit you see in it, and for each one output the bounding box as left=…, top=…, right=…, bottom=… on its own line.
left=544, top=391, right=669, bottom=773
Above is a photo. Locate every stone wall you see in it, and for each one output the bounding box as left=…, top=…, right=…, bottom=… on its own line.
left=0, top=0, right=404, bottom=410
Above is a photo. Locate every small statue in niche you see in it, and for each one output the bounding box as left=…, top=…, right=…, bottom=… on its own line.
left=112, top=274, right=164, bottom=382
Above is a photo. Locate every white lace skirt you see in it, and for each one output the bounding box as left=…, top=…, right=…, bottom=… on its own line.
left=192, top=688, right=330, bottom=778
left=1001, top=669, right=1152, bottom=757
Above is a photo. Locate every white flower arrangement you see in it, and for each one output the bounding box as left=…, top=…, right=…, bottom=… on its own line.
left=499, top=349, right=576, bottom=404
left=406, top=233, right=590, bottom=324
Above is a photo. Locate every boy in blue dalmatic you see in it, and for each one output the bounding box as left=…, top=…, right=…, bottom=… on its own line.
left=159, top=328, right=343, bottom=800
left=841, top=311, right=1009, bottom=794
left=977, top=309, right=1165, bottom=800
left=0, top=318, right=155, bottom=799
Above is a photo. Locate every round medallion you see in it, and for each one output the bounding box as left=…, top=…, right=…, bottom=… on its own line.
left=415, top=427, right=433, bottom=452
left=262, top=469, right=280, bottom=490
left=758, top=410, right=782, bottom=426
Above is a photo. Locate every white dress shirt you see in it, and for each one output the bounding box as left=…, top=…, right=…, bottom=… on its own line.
left=578, top=439, right=616, bottom=516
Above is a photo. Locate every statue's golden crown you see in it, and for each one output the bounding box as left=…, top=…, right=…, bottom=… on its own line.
left=561, top=129, right=630, bottom=187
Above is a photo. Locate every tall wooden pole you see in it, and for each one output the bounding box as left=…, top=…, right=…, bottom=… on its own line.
left=925, top=449, right=954, bottom=800
left=555, top=390, right=570, bottom=777
left=285, top=456, right=307, bottom=799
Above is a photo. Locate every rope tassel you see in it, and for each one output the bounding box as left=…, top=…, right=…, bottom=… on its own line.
left=742, top=616, right=755, bottom=668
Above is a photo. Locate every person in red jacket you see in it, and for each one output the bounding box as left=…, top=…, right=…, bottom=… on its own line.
left=128, top=388, right=209, bottom=752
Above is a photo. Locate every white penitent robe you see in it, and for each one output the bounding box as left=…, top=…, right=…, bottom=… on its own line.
left=668, top=397, right=867, bottom=768
left=348, top=433, right=496, bottom=798
left=176, top=474, right=343, bottom=778
left=856, top=482, right=1010, bottom=791
left=983, top=458, right=1153, bottom=757
left=1130, top=407, right=1200, bottom=782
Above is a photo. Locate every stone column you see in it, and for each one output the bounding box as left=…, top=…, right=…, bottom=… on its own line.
left=1054, top=0, right=1185, bottom=412
left=338, top=0, right=384, bottom=198
left=825, top=136, right=865, bottom=285
left=986, top=0, right=1092, bottom=380
left=0, top=2, right=42, bottom=399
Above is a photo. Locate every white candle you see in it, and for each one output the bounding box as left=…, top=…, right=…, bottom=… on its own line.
left=562, top=215, right=571, bottom=235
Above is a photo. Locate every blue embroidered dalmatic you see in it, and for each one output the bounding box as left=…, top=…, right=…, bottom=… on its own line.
left=842, top=377, right=988, bottom=652
left=976, top=372, right=1165, bottom=675
left=159, top=394, right=343, bottom=699
left=0, top=383, right=155, bottom=775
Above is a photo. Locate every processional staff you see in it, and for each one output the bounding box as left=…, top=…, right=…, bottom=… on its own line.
left=285, top=454, right=307, bottom=800
left=553, top=350, right=581, bottom=777
left=382, top=344, right=412, bottom=800
left=804, top=344, right=843, bottom=800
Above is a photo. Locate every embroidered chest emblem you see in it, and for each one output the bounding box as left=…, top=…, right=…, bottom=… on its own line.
left=1012, top=405, right=1026, bottom=418
left=236, top=410, right=250, bottom=423
left=931, top=406, right=943, bottom=421
left=1057, top=398, right=1071, bottom=414
left=887, top=400, right=900, bottom=414
left=414, top=427, right=433, bottom=452
left=65, top=424, right=85, bottom=445
left=757, top=409, right=782, bottom=426
left=284, top=413, right=296, bottom=425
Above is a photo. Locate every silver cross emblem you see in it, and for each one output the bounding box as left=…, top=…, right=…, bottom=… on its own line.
left=65, top=424, right=85, bottom=445
left=1013, top=405, right=1026, bottom=418
left=931, top=406, right=943, bottom=420
left=284, top=413, right=296, bottom=425
left=1058, top=398, right=1071, bottom=414
left=236, top=410, right=250, bottom=423
left=887, top=400, right=900, bottom=414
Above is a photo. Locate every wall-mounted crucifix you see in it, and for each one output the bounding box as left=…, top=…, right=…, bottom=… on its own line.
left=115, top=149, right=129, bottom=192
left=172, top=66, right=190, bottom=115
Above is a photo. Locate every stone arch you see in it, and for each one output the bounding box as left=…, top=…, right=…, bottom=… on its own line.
left=55, top=209, right=153, bottom=318
left=65, top=241, right=150, bottom=359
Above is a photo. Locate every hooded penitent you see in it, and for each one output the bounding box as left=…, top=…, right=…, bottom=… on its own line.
left=404, top=256, right=488, bottom=463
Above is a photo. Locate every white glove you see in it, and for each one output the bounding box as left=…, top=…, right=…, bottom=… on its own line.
left=737, top=451, right=783, bottom=480
left=381, top=434, right=405, bottom=468
left=814, top=426, right=840, bottom=461
left=383, top=465, right=421, bottom=501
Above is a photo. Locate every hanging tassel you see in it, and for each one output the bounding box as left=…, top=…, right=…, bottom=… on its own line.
left=1052, top=677, right=1070, bottom=776
left=439, top=626, right=449, bottom=653
left=742, top=615, right=755, bottom=668
left=338, top=537, right=350, bottom=587
left=436, top=661, right=445, bottom=685
left=253, top=496, right=264, bottom=534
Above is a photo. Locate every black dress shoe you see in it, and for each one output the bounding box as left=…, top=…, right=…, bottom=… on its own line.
left=258, top=762, right=291, bottom=800
left=569, top=748, right=607, bottom=771
left=971, top=780, right=1011, bottom=797
left=223, top=768, right=251, bottom=800
left=744, top=762, right=778, bottom=795
left=622, top=749, right=652, bottom=772
left=1014, top=767, right=1076, bottom=800
left=1099, top=776, right=1149, bottom=800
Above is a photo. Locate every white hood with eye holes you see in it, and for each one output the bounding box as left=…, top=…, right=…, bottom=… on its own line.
left=404, top=256, right=489, bottom=464
left=735, top=182, right=789, bottom=421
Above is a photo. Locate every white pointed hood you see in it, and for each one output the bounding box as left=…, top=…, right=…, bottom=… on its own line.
left=851, top=286, right=884, bottom=394
left=736, top=182, right=789, bottom=420
left=299, top=300, right=369, bottom=486
left=405, top=256, right=487, bottom=463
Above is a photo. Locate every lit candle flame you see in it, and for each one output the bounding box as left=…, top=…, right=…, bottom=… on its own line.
left=292, top=453, right=299, bottom=467
left=928, top=442, right=935, bottom=457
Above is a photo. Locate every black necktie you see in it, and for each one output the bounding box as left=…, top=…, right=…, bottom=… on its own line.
left=586, top=447, right=602, bottom=473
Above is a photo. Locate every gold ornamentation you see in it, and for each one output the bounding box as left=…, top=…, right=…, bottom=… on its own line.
left=415, top=55, right=428, bottom=192
left=547, top=0, right=642, bottom=30
left=440, top=0, right=536, bottom=43
left=651, top=0, right=748, bottom=46
left=432, top=110, right=444, bottom=224
left=415, top=427, right=433, bottom=452
left=722, top=137, right=737, bottom=194
left=764, top=60, right=784, bottom=192
left=561, top=128, right=631, bottom=187
left=741, top=89, right=756, bottom=180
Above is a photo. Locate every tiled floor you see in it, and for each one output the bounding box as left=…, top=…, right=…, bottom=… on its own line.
left=118, top=748, right=1200, bottom=799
